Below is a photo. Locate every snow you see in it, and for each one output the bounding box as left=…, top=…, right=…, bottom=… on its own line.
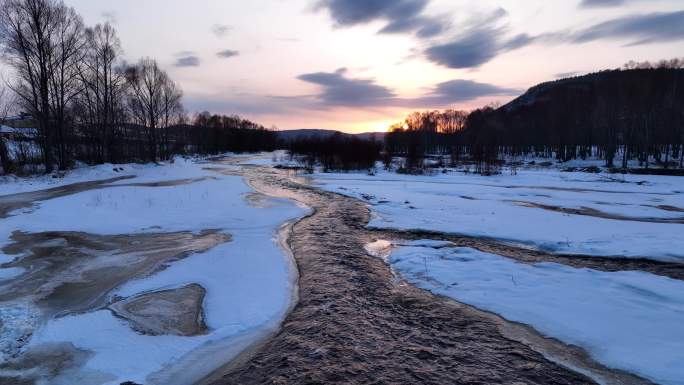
left=385, top=242, right=684, bottom=385
left=313, top=167, right=684, bottom=261
left=0, top=267, right=24, bottom=280
left=0, top=155, right=307, bottom=384
left=0, top=156, right=216, bottom=196
left=0, top=125, right=37, bottom=135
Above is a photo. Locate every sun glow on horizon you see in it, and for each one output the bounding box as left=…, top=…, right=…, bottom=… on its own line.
left=340, top=118, right=401, bottom=134
left=53, top=0, right=684, bottom=131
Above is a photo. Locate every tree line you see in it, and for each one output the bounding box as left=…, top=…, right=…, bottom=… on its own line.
left=386, top=63, right=684, bottom=173
left=288, top=133, right=381, bottom=172
left=0, top=0, right=276, bottom=175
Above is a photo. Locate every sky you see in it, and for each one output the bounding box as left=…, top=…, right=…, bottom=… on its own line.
left=29, top=1, right=684, bottom=132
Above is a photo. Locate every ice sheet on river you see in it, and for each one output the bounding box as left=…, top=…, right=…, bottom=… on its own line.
left=0, top=158, right=306, bottom=385
left=315, top=169, right=684, bottom=261
left=387, top=241, right=684, bottom=385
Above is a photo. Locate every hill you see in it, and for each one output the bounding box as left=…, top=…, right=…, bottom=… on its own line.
left=277, top=129, right=385, bottom=142
left=466, top=68, right=684, bottom=166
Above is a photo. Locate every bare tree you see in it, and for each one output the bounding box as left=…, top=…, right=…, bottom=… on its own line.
left=159, top=78, right=183, bottom=159
left=47, top=3, right=86, bottom=168
left=125, top=58, right=173, bottom=162
left=76, top=22, right=125, bottom=163
left=1, top=0, right=57, bottom=171
left=0, top=85, right=12, bottom=119
left=0, top=0, right=85, bottom=171
left=0, top=85, right=15, bottom=173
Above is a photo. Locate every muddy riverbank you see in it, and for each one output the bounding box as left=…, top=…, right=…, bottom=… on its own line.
left=206, top=163, right=652, bottom=385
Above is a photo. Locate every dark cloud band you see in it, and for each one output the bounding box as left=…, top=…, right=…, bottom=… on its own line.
left=298, top=68, right=396, bottom=107
left=217, top=50, right=240, bottom=59
left=315, top=0, right=446, bottom=38
left=297, top=69, right=518, bottom=108
left=174, top=54, right=201, bottom=67
left=574, top=10, right=684, bottom=45
left=579, top=0, right=626, bottom=8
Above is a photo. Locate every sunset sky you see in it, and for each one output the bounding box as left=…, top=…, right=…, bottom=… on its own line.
left=48, top=1, right=684, bottom=132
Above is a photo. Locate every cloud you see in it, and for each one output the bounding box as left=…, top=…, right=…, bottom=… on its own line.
left=424, top=8, right=684, bottom=69
left=422, top=8, right=541, bottom=69
left=174, top=53, right=201, bottom=67
left=316, top=0, right=426, bottom=26
left=420, top=80, right=520, bottom=104
left=555, top=71, right=580, bottom=78
left=425, top=29, right=500, bottom=69
left=579, top=0, right=626, bottom=8
left=573, top=10, right=684, bottom=45
left=315, top=0, right=446, bottom=38
left=184, top=93, right=290, bottom=115
left=212, top=24, right=232, bottom=38
left=424, top=25, right=537, bottom=69
left=297, top=68, right=396, bottom=107
left=217, top=49, right=240, bottom=59
left=297, top=68, right=518, bottom=108
left=182, top=72, right=519, bottom=118
left=379, top=16, right=446, bottom=38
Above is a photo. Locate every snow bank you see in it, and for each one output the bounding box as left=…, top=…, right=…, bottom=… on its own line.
left=314, top=168, right=684, bottom=261
left=0, top=155, right=307, bottom=384
left=388, top=242, right=684, bottom=385
left=0, top=156, right=210, bottom=196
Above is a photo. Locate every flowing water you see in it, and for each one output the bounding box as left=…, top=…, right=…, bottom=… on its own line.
left=206, top=162, right=657, bottom=385
left=2, top=159, right=680, bottom=384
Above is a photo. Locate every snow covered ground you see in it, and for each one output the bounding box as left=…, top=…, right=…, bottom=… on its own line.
left=313, top=167, right=684, bottom=261
left=0, top=156, right=307, bottom=384
left=385, top=241, right=684, bottom=385
left=0, top=156, right=212, bottom=196
left=316, top=162, right=684, bottom=384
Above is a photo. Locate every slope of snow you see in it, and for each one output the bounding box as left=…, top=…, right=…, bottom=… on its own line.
left=386, top=242, right=684, bottom=385
left=313, top=168, right=684, bottom=261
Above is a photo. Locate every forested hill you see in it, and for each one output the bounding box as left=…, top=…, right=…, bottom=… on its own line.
left=503, top=68, right=684, bottom=114
left=464, top=68, right=684, bottom=166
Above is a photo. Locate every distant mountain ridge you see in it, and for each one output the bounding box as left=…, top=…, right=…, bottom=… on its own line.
left=276, top=129, right=385, bottom=142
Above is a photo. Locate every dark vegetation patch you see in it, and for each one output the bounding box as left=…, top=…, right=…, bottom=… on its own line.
left=288, top=133, right=382, bottom=172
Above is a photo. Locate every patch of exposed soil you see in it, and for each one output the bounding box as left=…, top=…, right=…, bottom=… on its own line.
left=116, top=176, right=218, bottom=188
left=374, top=228, right=684, bottom=282
left=0, top=229, right=230, bottom=370
left=654, top=204, right=684, bottom=213
left=206, top=163, right=650, bottom=385
left=0, top=343, right=110, bottom=385
left=509, top=199, right=684, bottom=224
left=0, top=230, right=229, bottom=317
left=243, top=192, right=278, bottom=208
left=109, top=284, right=208, bottom=336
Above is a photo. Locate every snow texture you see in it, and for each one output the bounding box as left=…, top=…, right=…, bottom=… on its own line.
left=0, top=156, right=306, bottom=384
left=314, top=168, right=684, bottom=261
left=387, top=242, right=684, bottom=385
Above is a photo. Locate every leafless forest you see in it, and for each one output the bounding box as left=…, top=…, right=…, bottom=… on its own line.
left=0, top=0, right=277, bottom=175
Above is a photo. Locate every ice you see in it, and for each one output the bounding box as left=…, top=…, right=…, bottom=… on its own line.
left=0, top=156, right=212, bottom=197
left=314, top=168, right=684, bottom=261
left=386, top=242, right=684, bottom=385
left=0, top=267, right=24, bottom=281
left=0, top=155, right=306, bottom=384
